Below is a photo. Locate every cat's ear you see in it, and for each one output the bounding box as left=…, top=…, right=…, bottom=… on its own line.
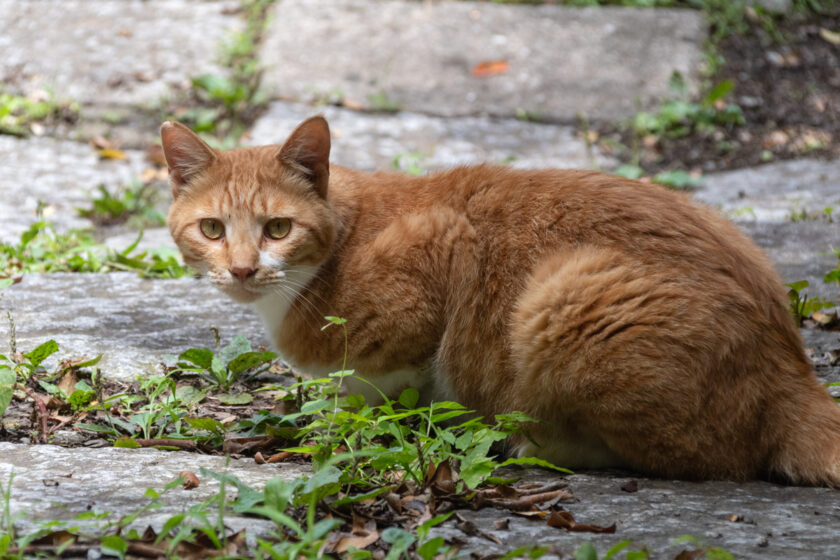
left=160, top=121, right=217, bottom=197
left=277, top=116, right=331, bottom=198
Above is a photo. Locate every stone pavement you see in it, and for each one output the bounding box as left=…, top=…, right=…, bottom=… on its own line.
left=1, top=0, right=839, bottom=558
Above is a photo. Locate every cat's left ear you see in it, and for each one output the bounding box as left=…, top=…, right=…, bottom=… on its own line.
left=277, top=116, right=330, bottom=198
left=160, top=121, right=217, bottom=197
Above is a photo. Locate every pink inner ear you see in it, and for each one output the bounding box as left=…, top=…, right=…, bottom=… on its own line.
left=160, top=122, right=216, bottom=189
left=277, top=116, right=331, bottom=197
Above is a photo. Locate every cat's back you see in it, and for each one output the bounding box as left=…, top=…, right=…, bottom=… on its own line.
left=408, top=165, right=783, bottom=303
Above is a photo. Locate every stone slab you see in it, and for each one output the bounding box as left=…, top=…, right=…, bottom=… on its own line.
left=0, top=136, right=151, bottom=242
left=261, top=0, right=706, bottom=121
left=0, top=273, right=269, bottom=382
left=739, top=221, right=840, bottom=302
left=0, top=0, right=239, bottom=106
left=249, top=101, right=614, bottom=172
left=433, top=468, right=840, bottom=559
left=694, top=158, right=840, bottom=223
left=0, top=442, right=307, bottom=537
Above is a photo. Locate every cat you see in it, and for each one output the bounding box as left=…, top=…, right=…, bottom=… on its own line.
left=162, top=116, right=840, bottom=486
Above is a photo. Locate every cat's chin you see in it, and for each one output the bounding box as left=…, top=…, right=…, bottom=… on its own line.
left=218, top=285, right=263, bottom=303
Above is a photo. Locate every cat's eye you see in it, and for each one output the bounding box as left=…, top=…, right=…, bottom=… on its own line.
left=265, top=218, right=292, bottom=240
left=200, top=218, right=225, bottom=240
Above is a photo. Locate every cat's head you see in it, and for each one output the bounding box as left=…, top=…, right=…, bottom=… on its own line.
left=161, top=116, right=336, bottom=303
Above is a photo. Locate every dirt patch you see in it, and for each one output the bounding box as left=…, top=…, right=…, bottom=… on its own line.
left=596, top=9, right=840, bottom=174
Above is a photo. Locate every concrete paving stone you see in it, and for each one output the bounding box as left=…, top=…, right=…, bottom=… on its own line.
left=739, top=221, right=840, bottom=302
left=0, top=273, right=269, bottom=382
left=249, top=101, right=614, bottom=171
left=432, top=468, right=840, bottom=559
left=261, top=0, right=706, bottom=121
left=0, top=442, right=308, bottom=537
left=0, top=135, right=151, bottom=242
left=694, top=158, right=840, bottom=223
left=0, top=0, right=239, bottom=106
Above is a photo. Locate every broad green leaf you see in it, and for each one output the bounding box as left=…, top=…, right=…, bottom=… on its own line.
left=177, top=347, right=214, bottom=369
left=604, top=540, right=633, bottom=559
left=398, top=387, right=419, bottom=409
left=264, top=476, right=301, bottom=512
left=23, top=339, right=58, bottom=368
left=704, top=80, right=733, bottom=105
left=347, top=393, right=366, bottom=408
left=786, top=280, right=809, bottom=293
left=382, top=527, right=416, bottom=560
left=613, top=164, right=644, bottom=180
left=113, top=437, right=141, bottom=448
left=100, top=535, right=127, bottom=559
left=0, top=368, right=15, bottom=416
left=0, top=278, right=14, bottom=290
left=220, top=334, right=251, bottom=363
left=300, top=398, right=331, bottom=414
left=185, top=417, right=224, bottom=433
left=574, top=542, right=598, bottom=560
left=159, top=514, right=186, bottom=540
left=417, top=537, right=445, bottom=560
left=296, top=466, right=342, bottom=506
left=227, top=351, right=276, bottom=375
left=69, top=354, right=102, bottom=370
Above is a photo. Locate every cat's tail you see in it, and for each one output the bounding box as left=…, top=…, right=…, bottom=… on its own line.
left=769, top=380, right=840, bottom=487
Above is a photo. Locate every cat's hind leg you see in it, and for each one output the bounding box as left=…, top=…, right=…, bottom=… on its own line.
left=509, top=246, right=774, bottom=480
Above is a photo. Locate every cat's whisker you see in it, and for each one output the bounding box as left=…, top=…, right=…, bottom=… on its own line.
left=272, top=285, right=323, bottom=330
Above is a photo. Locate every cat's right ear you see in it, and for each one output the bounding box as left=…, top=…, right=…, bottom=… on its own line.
left=160, top=121, right=217, bottom=197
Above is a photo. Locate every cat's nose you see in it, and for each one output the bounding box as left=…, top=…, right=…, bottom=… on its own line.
left=230, top=266, right=257, bottom=283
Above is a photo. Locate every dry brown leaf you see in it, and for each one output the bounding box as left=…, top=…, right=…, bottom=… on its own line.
left=546, top=510, right=616, bottom=534
left=620, top=480, right=639, bottom=493
left=332, top=516, right=379, bottom=553
left=493, top=518, right=510, bottom=530
left=90, top=136, right=114, bottom=150
left=267, top=451, right=295, bottom=463
left=57, top=370, right=78, bottom=397
left=179, top=471, right=200, bottom=490
left=473, top=60, right=509, bottom=77
left=254, top=452, right=266, bottom=464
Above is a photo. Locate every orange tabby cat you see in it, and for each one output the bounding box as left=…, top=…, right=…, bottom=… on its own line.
left=162, top=116, right=840, bottom=485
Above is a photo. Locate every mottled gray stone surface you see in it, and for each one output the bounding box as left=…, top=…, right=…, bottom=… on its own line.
left=249, top=101, right=613, bottom=171
left=0, top=442, right=307, bottom=536
left=694, top=159, right=840, bottom=223
left=739, top=221, right=840, bottom=302
left=0, top=0, right=238, bottom=106
left=0, top=273, right=268, bottom=381
left=0, top=136, right=149, bottom=242
left=433, top=469, right=840, bottom=559
left=261, top=0, right=705, bottom=121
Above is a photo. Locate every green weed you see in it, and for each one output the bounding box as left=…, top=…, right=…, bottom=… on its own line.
left=178, top=0, right=275, bottom=144
left=786, top=280, right=835, bottom=324
left=0, top=222, right=190, bottom=286
left=367, top=89, right=402, bottom=113
left=0, top=90, right=78, bottom=137
left=824, top=249, right=840, bottom=284
left=630, top=75, right=744, bottom=141
left=612, top=164, right=703, bottom=190
left=168, top=333, right=277, bottom=392
left=77, top=181, right=165, bottom=228
left=391, top=151, right=426, bottom=176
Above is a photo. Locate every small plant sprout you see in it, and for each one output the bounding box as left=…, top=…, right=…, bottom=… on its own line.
left=786, top=280, right=835, bottom=324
